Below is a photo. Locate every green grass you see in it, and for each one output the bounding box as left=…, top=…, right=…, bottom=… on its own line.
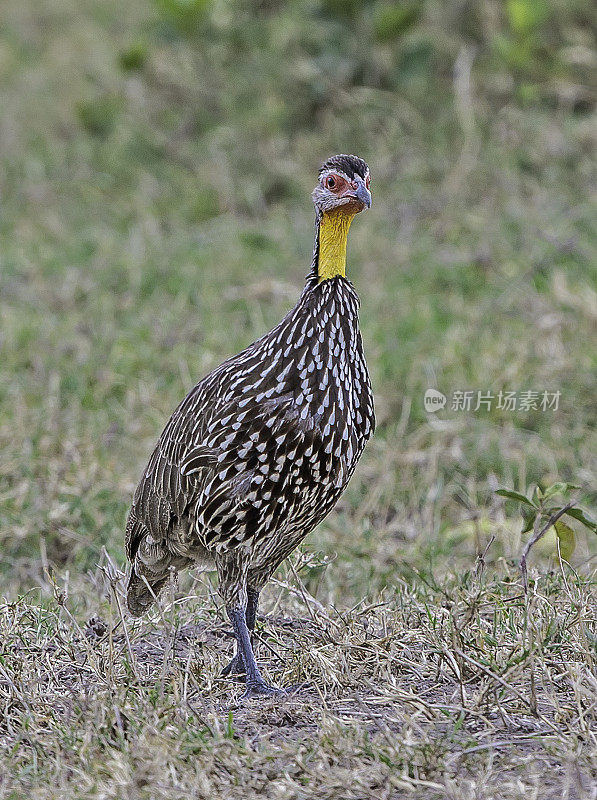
left=0, top=0, right=596, bottom=797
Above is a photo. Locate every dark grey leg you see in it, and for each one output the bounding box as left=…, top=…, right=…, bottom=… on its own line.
left=216, top=551, right=283, bottom=698
left=221, top=588, right=259, bottom=678
left=226, top=605, right=282, bottom=698
left=245, top=587, right=259, bottom=632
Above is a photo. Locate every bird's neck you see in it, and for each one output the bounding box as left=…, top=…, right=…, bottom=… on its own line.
left=315, top=208, right=357, bottom=283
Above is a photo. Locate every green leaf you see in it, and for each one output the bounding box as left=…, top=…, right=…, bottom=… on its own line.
left=565, top=507, right=597, bottom=533
left=542, top=482, right=567, bottom=500
left=496, top=489, right=537, bottom=508
left=542, top=482, right=581, bottom=500
left=533, top=485, right=543, bottom=503
left=554, top=521, right=576, bottom=562
left=506, top=0, right=550, bottom=36
left=373, top=3, right=421, bottom=42
left=521, top=509, right=536, bottom=533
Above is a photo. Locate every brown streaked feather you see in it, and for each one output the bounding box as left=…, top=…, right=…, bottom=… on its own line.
left=126, top=273, right=374, bottom=614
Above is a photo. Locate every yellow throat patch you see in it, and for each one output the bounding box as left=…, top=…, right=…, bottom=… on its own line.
left=317, top=207, right=357, bottom=282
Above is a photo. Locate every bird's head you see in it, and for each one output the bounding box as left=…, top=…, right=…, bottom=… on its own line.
left=312, top=154, right=371, bottom=216
left=311, top=154, right=371, bottom=283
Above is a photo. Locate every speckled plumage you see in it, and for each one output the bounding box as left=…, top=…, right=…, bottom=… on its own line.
left=126, top=154, right=374, bottom=696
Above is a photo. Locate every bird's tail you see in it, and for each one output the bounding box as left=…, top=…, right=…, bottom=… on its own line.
left=126, top=568, right=170, bottom=617
left=125, top=514, right=190, bottom=617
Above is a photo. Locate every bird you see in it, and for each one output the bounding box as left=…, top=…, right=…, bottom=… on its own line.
left=125, top=154, right=375, bottom=698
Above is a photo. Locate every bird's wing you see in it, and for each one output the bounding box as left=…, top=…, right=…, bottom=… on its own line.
left=127, top=349, right=324, bottom=557
left=126, top=367, right=224, bottom=558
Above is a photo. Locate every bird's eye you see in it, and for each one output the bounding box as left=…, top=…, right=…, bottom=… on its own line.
left=365, top=174, right=370, bottom=189
left=326, top=176, right=336, bottom=189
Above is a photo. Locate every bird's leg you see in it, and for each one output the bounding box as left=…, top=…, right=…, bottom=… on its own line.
left=220, top=587, right=259, bottom=678
left=216, top=551, right=282, bottom=698
left=226, top=605, right=283, bottom=699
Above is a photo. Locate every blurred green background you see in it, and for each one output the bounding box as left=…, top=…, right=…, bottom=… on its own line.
left=1, top=0, right=596, bottom=602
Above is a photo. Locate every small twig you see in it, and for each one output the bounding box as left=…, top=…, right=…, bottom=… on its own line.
left=524, top=592, right=537, bottom=716
left=520, top=501, right=576, bottom=592
left=476, top=533, right=495, bottom=580
left=110, top=579, right=140, bottom=684
left=555, top=536, right=573, bottom=600
left=159, top=568, right=180, bottom=697
left=270, top=570, right=337, bottom=629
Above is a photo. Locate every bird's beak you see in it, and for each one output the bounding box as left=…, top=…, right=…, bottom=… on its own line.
left=355, top=181, right=371, bottom=210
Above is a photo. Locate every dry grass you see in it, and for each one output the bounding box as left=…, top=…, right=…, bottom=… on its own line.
left=1, top=550, right=595, bottom=799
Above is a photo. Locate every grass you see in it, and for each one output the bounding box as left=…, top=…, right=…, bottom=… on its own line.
left=0, top=558, right=595, bottom=798
left=0, top=0, right=596, bottom=797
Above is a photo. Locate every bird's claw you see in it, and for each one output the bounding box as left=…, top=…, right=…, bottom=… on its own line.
left=241, top=680, right=286, bottom=701
left=221, top=654, right=245, bottom=678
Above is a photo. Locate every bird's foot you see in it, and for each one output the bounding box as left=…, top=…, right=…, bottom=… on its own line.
left=241, top=679, right=286, bottom=701
left=221, top=653, right=245, bottom=678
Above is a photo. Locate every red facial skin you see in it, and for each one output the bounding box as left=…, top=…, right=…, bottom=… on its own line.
left=325, top=174, right=348, bottom=193
left=324, top=173, right=370, bottom=209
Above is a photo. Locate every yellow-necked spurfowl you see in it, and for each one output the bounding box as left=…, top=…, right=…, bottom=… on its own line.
left=125, top=155, right=374, bottom=697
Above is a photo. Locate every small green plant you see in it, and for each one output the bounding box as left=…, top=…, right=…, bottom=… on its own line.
left=372, top=2, right=421, bottom=41
left=76, top=95, right=122, bottom=137
left=118, top=39, right=149, bottom=71
left=152, top=0, right=212, bottom=32
left=496, top=482, right=597, bottom=590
